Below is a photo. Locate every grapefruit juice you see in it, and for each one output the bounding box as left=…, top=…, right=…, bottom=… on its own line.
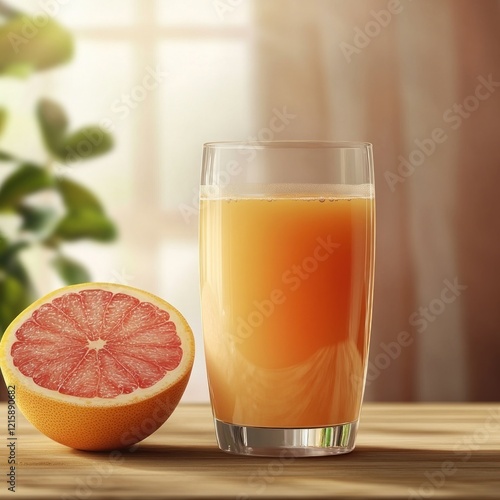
left=200, top=184, right=375, bottom=428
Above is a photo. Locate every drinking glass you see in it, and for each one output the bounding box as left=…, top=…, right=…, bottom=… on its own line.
left=199, top=141, right=375, bottom=457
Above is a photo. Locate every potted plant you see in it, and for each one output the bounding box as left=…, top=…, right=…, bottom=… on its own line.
left=0, top=4, right=117, bottom=398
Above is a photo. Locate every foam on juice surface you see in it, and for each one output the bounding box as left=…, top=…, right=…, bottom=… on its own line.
left=200, top=183, right=374, bottom=200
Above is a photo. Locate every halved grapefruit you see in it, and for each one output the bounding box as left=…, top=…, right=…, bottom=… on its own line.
left=0, top=283, right=195, bottom=451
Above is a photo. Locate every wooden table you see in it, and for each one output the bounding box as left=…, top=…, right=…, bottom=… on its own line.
left=3, top=403, right=499, bottom=499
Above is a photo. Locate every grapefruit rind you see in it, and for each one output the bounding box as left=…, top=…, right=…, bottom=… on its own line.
left=0, top=283, right=195, bottom=450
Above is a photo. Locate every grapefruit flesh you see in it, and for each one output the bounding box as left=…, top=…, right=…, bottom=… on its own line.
left=0, top=283, right=195, bottom=451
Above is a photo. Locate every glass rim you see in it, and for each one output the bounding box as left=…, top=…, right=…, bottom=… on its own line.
left=203, top=140, right=372, bottom=150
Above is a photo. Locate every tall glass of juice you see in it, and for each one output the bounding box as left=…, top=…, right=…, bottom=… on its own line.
left=199, top=141, right=375, bottom=457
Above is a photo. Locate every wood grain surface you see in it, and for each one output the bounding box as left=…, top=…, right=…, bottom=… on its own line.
left=2, top=403, right=499, bottom=499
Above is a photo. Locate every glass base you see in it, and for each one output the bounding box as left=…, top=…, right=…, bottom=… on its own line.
left=214, top=419, right=358, bottom=457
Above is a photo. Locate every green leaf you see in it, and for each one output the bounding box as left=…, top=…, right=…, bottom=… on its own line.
left=52, top=254, right=91, bottom=284
left=0, top=108, right=7, bottom=136
left=53, top=208, right=117, bottom=242
left=56, top=177, right=103, bottom=212
left=63, top=126, right=114, bottom=162
left=0, top=231, right=8, bottom=254
left=0, top=240, right=34, bottom=336
left=0, top=274, right=25, bottom=331
left=37, top=98, right=68, bottom=158
left=0, top=241, right=29, bottom=268
left=0, top=163, right=53, bottom=210
left=0, top=246, right=31, bottom=285
left=0, top=274, right=24, bottom=308
left=0, top=16, right=73, bottom=76
left=36, top=99, right=114, bottom=162
left=0, top=4, right=20, bottom=18
left=17, top=204, right=56, bottom=232
left=1, top=62, right=33, bottom=78
left=0, top=151, right=14, bottom=161
left=0, top=273, right=33, bottom=335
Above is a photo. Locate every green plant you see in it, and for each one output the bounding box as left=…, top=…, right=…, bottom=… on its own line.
left=0, top=5, right=116, bottom=337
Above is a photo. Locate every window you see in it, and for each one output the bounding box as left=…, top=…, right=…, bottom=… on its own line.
left=5, top=0, right=254, bottom=401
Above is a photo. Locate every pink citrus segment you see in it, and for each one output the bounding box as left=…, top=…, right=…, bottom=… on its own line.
left=0, top=283, right=195, bottom=451
left=12, top=290, right=183, bottom=398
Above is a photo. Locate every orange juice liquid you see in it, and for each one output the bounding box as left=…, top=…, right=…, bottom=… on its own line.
left=200, top=184, right=375, bottom=428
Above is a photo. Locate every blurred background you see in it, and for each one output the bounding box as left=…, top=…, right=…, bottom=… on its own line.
left=0, top=0, right=499, bottom=403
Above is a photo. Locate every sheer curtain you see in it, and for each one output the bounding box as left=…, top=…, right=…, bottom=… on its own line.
left=252, top=0, right=500, bottom=401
